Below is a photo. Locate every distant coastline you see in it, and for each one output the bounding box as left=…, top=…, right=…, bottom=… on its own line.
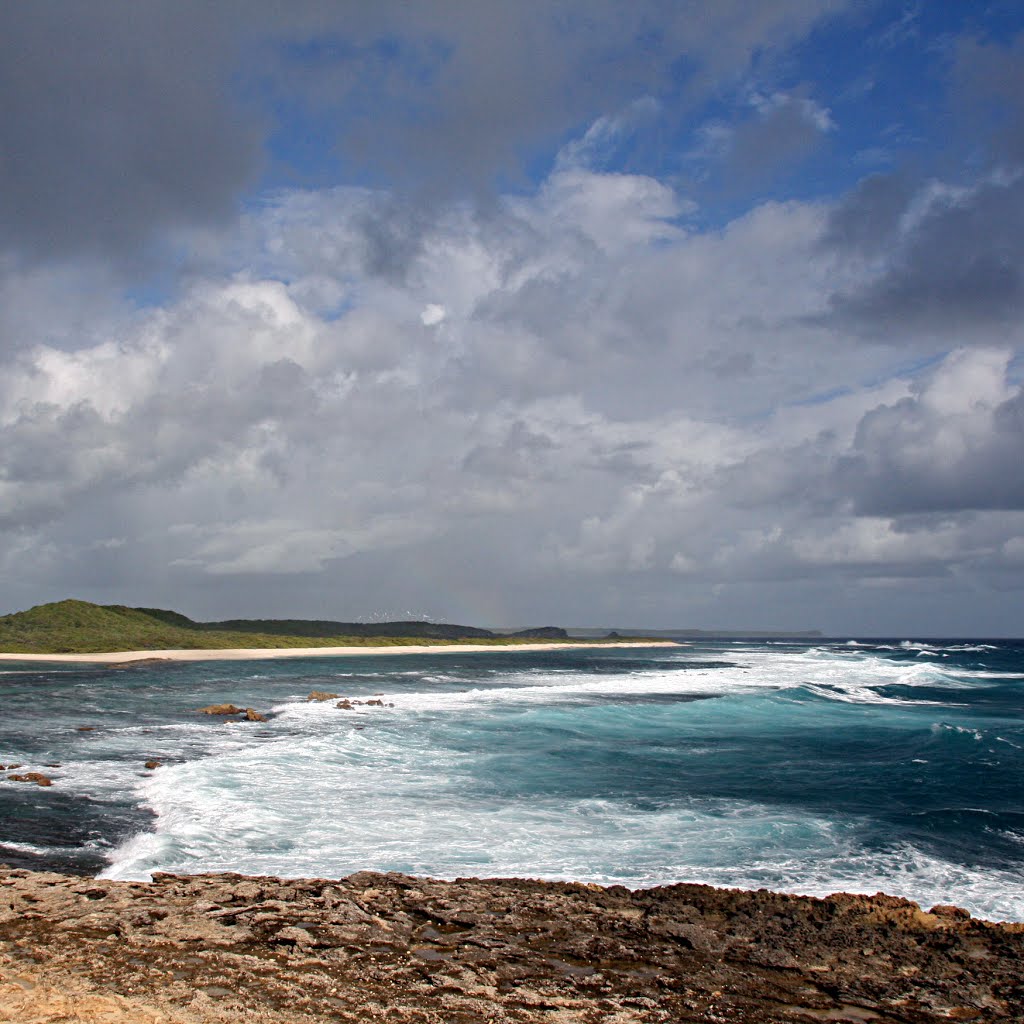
left=0, top=598, right=827, bottom=657
left=0, top=598, right=668, bottom=657
left=0, top=639, right=677, bottom=664
left=567, top=627, right=823, bottom=639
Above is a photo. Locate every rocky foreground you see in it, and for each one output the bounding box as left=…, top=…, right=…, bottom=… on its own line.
left=1, top=869, right=1022, bottom=1023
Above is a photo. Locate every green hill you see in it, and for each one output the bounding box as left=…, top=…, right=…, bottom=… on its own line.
left=0, top=599, right=570, bottom=654
left=201, top=617, right=497, bottom=640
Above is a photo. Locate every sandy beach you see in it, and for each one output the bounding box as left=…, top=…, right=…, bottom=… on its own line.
left=0, top=640, right=678, bottom=664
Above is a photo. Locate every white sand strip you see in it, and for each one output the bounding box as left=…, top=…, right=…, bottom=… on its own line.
left=0, top=641, right=677, bottom=664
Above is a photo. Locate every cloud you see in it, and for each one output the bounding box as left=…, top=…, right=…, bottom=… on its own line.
left=0, top=3, right=258, bottom=266
left=264, top=0, right=852, bottom=192
left=825, top=174, right=1024, bottom=336
left=420, top=304, right=447, bottom=327
left=820, top=32, right=1024, bottom=343
left=732, top=92, right=835, bottom=180
left=1, top=127, right=1022, bottom=631
left=837, top=348, right=1024, bottom=515
left=954, top=32, right=1024, bottom=164
left=0, top=171, right=815, bottom=589
left=0, top=1, right=851, bottom=272
left=820, top=172, right=916, bottom=254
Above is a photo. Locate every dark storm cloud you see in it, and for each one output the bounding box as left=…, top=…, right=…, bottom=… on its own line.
left=353, top=195, right=436, bottom=282
left=821, top=32, right=1024, bottom=339
left=820, top=172, right=915, bottom=254
left=839, top=383, right=1024, bottom=516
left=710, top=350, right=1024, bottom=521
left=954, top=33, right=1024, bottom=164
left=824, top=174, right=1024, bottom=335
left=259, top=1, right=847, bottom=194
left=723, top=92, right=833, bottom=186
left=0, top=2, right=259, bottom=265
left=0, top=1, right=848, bottom=270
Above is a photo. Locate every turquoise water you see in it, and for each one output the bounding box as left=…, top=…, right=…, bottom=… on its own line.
left=1, top=639, right=1022, bottom=921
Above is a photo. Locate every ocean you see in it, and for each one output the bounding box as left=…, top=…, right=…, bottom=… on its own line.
left=1, top=638, right=1022, bottom=923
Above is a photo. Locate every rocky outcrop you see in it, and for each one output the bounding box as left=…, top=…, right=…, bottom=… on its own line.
left=196, top=704, right=267, bottom=722
left=335, top=698, right=394, bottom=710
left=0, top=868, right=1021, bottom=1023
left=6, top=772, right=52, bottom=787
left=306, top=691, right=339, bottom=702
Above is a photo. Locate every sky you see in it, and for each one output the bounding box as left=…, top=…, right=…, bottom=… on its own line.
left=1, top=1, right=1023, bottom=635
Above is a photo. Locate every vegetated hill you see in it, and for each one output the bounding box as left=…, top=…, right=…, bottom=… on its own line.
left=507, top=626, right=570, bottom=639
left=0, top=600, right=572, bottom=654
left=203, top=619, right=570, bottom=640
left=0, top=600, right=201, bottom=653
left=202, top=618, right=497, bottom=640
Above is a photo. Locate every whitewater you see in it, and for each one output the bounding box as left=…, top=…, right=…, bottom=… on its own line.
left=1, top=639, right=1022, bottom=922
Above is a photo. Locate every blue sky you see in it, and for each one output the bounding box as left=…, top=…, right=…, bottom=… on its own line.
left=1, top=2, right=1023, bottom=634
left=251, top=4, right=1013, bottom=217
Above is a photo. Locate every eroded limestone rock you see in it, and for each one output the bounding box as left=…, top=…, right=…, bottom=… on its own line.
left=0, top=868, right=1021, bottom=1023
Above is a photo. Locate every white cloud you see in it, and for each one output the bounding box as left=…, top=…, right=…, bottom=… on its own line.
left=0, top=157, right=1021, bottom=630
left=420, top=303, right=447, bottom=326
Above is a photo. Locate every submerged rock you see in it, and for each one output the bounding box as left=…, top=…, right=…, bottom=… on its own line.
left=306, top=691, right=339, bottom=701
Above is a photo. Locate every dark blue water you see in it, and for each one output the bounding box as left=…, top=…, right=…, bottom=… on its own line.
left=1, top=638, right=1022, bottom=921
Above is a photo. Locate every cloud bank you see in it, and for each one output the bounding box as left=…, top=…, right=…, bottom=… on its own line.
left=0, top=3, right=1021, bottom=635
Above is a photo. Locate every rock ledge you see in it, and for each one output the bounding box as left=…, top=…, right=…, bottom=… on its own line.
left=1, top=868, right=1021, bottom=1022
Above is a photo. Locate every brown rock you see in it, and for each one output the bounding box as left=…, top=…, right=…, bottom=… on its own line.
left=244, top=709, right=267, bottom=722
left=931, top=903, right=972, bottom=920
left=306, top=691, right=339, bottom=702
left=196, top=704, right=243, bottom=715
left=335, top=700, right=354, bottom=710
left=144, top=760, right=162, bottom=770
left=8, top=772, right=53, bottom=787
left=0, top=869, right=1021, bottom=1024
left=76, top=726, right=95, bottom=732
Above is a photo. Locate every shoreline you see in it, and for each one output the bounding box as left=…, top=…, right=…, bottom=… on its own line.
left=0, top=639, right=678, bottom=664
left=1, top=866, right=1020, bottom=1023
